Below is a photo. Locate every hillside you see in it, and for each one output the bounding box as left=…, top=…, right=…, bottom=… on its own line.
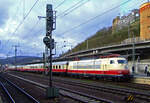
left=0, top=56, right=42, bottom=65
left=68, top=19, right=140, bottom=54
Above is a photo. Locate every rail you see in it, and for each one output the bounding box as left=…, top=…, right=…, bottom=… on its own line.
left=7, top=73, right=113, bottom=103
left=0, top=75, right=40, bottom=103
left=53, top=78, right=150, bottom=102
left=0, top=82, right=15, bottom=103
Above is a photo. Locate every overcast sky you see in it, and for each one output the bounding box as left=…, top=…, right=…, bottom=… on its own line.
left=0, top=0, right=147, bottom=58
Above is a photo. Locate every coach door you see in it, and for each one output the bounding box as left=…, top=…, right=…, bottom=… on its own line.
left=102, top=59, right=108, bottom=74
left=65, top=62, right=69, bottom=75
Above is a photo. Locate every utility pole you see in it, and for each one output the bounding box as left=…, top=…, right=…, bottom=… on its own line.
left=13, top=45, right=19, bottom=69
left=86, top=40, right=88, bottom=49
left=43, top=52, right=46, bottom=75
left=128, top=21, right=130, bottom=40
left=132, top=32, right=135, bottom=74
left=6, top=54, right=9, bottom=65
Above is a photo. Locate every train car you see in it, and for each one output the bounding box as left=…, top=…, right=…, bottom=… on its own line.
left=66, top=56, right=130, bottom=80
left=52, top=61, right=68, bottom=75
left=51, top=54, right=131, bottom=80
left=8, top=63, right=45, bottom=72
left=7, top=54, right=132, bottom=80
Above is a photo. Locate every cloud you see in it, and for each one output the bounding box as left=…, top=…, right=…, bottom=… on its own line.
left=54, top=0, right=122, bottom=44
left=0, top=1, right=13, bottom=27
left=0, top=0, right=147, bottom=57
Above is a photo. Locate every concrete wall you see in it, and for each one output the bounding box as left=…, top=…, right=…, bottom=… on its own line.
left=128, top=59, right=150, bottom=74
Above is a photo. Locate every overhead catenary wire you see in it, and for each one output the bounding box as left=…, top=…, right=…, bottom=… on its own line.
left=2, top=0, right=39, bottom=55
left=27, top=20, right=41, bottom=36
left=69, top=0, right=144, bottom=42
left=2, top=0, right=140, bottom=57
left=54, top=0, right=66, bottom=10
left=59, top=0, right=145, bottom=54
left=6, top=46, right=14, bottom=57
left=5, top=0, right=39, bottom=44
left=13, top=0, right=39, bottom=35
left=57, top=0, right=133, bottom=38
left=57, top=0, right=84, bottom=17
left=60, top=0, right=91, bottom=18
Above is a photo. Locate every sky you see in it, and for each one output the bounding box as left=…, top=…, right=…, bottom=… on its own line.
left=0, top=0, right=148, bottom=58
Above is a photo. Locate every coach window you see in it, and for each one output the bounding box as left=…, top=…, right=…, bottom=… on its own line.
left=110, top=60, right=115, bottom=64
left=59, top=65, right=61, bottom=69
left=53, top=66, right=55, bottom=69
left=56, top=65, right=58, bottom=69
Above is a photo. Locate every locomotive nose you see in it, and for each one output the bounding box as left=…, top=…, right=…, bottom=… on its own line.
left=125, top=65, right=128, bottom=69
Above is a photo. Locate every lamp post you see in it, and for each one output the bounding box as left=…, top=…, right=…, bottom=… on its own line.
left=131, top=31, right=135, bottom=74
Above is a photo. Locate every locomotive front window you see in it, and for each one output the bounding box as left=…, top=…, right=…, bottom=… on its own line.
left=110, top=60, right=115, bottom=64
left=117, top=60, right=127, bottom=64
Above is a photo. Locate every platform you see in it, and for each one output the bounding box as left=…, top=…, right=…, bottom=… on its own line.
left=133, top=74, right=150, bottom=85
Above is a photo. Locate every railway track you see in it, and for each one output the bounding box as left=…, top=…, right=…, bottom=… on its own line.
left=53, top=78, right=150, bottom=102
left=58, top=86, right=112, bottom=103
left=0, top=75, right=40, bottom=103
left=2, top=73, right=113, bottom=103
left=9, top=71, right=150, bottom=91
left=6, top=72, right=150, bottom=103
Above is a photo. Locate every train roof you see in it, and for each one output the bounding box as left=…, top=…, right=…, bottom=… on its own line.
left=53, top=61, right=68, bottom=65
left=99, top=54, right=121, bottom=58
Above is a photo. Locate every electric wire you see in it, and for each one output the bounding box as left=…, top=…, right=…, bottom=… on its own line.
left=54, top=0, right=66, bottom=10
left=13, top=0, right=39, bottom=35
left=6, top=46, right=13, bottom=57
left=5, top=0, right=39, bottom=44
left=57, top=0, right=133, bottom=38
left=57, top=0, right=84, bottom=17
left=2, top=0, right=39, bottom=56
left=68, top=0, right=144, bottom=40
left=62, top=0, right=145, bottom=53
left=61, top=0, right=91, bottom=18
left=55, top=0, right=134, bottom=53
left=26, top=20, right=41, bottom=36
left=3, top=0, right=141, bottom=57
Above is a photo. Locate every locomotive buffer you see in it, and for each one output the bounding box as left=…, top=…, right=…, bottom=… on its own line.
left=43, top=4, right=59, bottom=98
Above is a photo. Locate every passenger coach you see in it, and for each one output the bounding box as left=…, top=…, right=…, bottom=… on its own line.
left=7, top=54, right=132, bottom=80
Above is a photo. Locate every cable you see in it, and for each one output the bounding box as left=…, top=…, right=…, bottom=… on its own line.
left=61, top=0, right=91, bottom=18
left=57, top=0, right=84, bottom=17
left=1, top=0, right=39, bottom=54
left=27, top=20, right=41, bottom=36
left=6, top=46, right=13, bottom=57
left=69, top=0, right=144, bottom=40
left=54, top=0, right=66, bottom=10
left=13, top=0, right=39, bottom=34
left=6, top=0, right=39, bottom=43
left=57, top=0, right=133, bottom=38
